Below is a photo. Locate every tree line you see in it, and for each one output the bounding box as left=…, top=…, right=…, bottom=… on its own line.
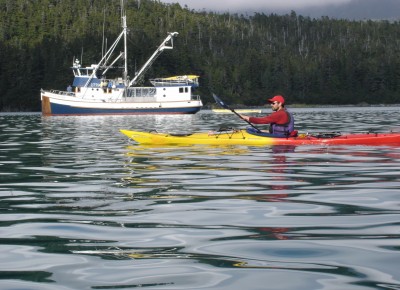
left=1, top=0, right=400, bottom=111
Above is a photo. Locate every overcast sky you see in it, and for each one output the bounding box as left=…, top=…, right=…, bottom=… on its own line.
left=159, top=0, right=352, bottom=12
left=158, top=0, right=400, bottom=20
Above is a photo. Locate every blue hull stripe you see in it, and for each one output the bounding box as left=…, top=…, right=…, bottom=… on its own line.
left=48, top=102, right=201, bottom=115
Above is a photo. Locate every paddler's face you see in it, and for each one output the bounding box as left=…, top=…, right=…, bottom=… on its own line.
left=270, top=101, right=281, bottom=111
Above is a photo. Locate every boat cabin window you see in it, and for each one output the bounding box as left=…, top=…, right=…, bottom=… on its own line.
left=125, top=87, right=157, bottom=98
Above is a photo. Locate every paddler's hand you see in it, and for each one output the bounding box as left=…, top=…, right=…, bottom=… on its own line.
left=240, top=114, right=250, bottom=122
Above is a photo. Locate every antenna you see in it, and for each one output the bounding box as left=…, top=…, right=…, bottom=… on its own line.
left=102, top=8, right=106, bottom=59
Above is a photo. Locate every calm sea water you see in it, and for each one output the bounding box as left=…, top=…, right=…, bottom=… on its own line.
left=1, top=107, right=400, bottom=290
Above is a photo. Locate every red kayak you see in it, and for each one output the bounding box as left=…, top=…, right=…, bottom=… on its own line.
left=120, top=128, right=400, bottom=146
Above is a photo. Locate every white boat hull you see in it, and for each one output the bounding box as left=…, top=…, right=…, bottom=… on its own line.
left=41, top=91, right=202, bottom=115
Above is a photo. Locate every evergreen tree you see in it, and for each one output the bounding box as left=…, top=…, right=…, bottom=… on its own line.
left=1, top=0, right=400, bottom=111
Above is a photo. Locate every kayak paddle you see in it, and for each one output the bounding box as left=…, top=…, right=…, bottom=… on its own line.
left=212, top=93, right=261, bottom=132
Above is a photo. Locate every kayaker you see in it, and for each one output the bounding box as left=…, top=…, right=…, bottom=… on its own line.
left=240, top=95, right=296, bottom=137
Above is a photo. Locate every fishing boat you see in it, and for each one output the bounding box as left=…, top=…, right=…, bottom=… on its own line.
left=120, top=128, right=400, bottom=146
left=40, top=2, right=203, bottom=116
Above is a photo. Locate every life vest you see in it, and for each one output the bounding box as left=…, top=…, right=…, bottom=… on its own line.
left=269, top=110, right=295, bottom=137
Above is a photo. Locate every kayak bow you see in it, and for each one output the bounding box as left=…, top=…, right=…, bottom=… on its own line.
left=120, top=129, right=400, bottom=146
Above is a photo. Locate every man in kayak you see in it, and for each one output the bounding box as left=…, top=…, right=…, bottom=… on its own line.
left=240, top=95, right=296, bottom=137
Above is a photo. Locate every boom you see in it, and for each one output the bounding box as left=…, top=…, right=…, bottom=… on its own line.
left=128, top=32, right=178, bottom=86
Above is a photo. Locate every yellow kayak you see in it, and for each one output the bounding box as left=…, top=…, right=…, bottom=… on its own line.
left=120, top=129, right=400, bottom=146
left=120, top=129, right=277, bottom=146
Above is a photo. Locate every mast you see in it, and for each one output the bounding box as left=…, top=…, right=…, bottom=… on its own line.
left=122, top=0, right=128, bottom=86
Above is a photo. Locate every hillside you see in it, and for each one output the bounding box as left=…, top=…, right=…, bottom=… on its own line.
left=1, top=0, right=400, bottom=111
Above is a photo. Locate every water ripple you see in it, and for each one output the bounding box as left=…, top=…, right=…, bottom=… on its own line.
left=1, top=110, right=400, bottom=289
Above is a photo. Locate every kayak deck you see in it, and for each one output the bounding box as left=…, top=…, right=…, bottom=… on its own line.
left=120, top=129, right=400, bottom=146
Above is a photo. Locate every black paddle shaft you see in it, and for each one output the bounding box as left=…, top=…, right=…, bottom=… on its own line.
left=212, top=93, right=261, bottom=132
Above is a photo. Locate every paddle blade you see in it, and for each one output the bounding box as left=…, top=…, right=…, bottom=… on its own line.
left=212, top=93, right=229, bottom=109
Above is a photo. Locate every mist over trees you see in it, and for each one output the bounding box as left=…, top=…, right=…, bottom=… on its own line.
left=1, top=0, right=400, bottom=111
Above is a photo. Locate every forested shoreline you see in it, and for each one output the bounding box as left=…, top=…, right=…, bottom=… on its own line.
left=1, top=0, right=400, bottom=111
